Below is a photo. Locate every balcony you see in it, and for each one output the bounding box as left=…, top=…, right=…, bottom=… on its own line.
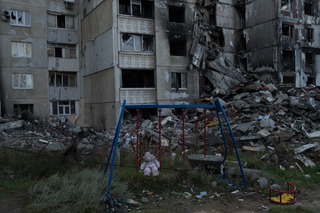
left=118, top=16, right=154, bottom=34
left=49, top=87, right=80, bottom=100
left=119, top=52, right=155, bottom=69
left=120, top=88, right=156, bottom=105
left=48, top=57, right=79, bottom=72
left=47, top=28, right=78, bottom=44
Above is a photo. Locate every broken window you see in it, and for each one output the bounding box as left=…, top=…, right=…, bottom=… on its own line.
left=281, top=0, right=292, bottom=11
left=307, top=76, right=315, bottom=85
left=11, top=42, right=32, bottom=58
left=51, top=101, right=77, bottom=115
left=169, top=5, right=185, bottom=23
left=10, top=10, right=31, bottom=27
left=305, top=52, right=314, bottom=65
left=119, top=0, right=154, bottom=18
left=306, top=27, right=314, bottom=41
left=121, top=33, right=154, bottom=52
left=305, top=52, right=314, bottom=74
left=48, top=45, right=77, bottom=58
left=122, top=69, right=155, bottom=88
left=169, top=36, right=187, bottom=56
left=282, top=50, right=295, bottom=71
left=282, top=24, right=293, bottom=38
left=282, top=76, right=295, bottom=84
left=47, top=14, right=75, bottom=29
left=13, top=104, right=34, bottom=115
left=304, top=2, right=314, bottom=16
left=171, top=72, right=187, bottom=90
left=49, top=72, right=77, bottom=87
left=12, top=74, right=33, bottom=89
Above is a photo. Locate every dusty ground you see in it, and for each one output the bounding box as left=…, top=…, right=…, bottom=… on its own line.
left=1, top=187, right=320, bottom=213
left=135, top=187, right=320, bottom=213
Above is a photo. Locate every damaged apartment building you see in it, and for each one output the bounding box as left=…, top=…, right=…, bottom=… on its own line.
left=0, top=0, right=82, bottom=124
left=1, top=0, right=320, bottom=130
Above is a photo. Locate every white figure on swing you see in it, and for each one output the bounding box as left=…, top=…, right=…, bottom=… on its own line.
left=140, top=152, right=160, bottom=176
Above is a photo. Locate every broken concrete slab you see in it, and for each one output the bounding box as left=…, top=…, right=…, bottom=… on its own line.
left=295, top=143, right=318, bottom=155
left=294, top=154, right=316, bottom=167
left=0, top=120, right=23, bottom=131
left=235, top=121, right=256, bottom=133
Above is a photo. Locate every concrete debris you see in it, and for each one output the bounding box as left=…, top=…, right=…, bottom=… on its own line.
left=295, top=144, right=318, bottom=155
left=1, top=78, right=320, bottom=189
left=294, top=154, right=316, bottom=167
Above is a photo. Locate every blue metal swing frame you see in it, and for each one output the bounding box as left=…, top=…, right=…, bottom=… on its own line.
left=103, top=99, right=247, bottom=205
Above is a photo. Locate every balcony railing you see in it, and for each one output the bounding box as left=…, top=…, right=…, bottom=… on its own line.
left=120, top=88, right=156, bottom=105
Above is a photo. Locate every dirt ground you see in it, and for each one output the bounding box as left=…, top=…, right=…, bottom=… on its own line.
left=1, top=187, right=320, bottom=213
left=134, top=187, right=320, bottom=213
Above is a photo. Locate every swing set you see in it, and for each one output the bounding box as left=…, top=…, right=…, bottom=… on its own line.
left=103, top=99, right=247, bottom=208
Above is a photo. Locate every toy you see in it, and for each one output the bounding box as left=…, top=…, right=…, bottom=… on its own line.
left=140, top=152, right=160, bottom=176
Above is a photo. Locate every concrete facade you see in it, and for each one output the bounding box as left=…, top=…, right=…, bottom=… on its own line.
left=245, top=0, right=320, bottom=87
left=81, top=0, right=200, bottom=129
left=0, top=0, right=81, bottom=124
left=1, top=0, right=320, bottom=130
left=0, top=0, right=49, bottom=119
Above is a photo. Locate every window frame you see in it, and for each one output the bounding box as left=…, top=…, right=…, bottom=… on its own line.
left=48, top=44, right=77, bottom=58
left=10, top=10, right=31, bottom=27
left=47, top=13, right=75, bottom=29
left=121, top=33, right=154, bottom=52
left=171, top=72, right=188, bottom=90
left=306, top=27, right=314, bottom=41
left=51, top=100, right=77, bottom=115
left=49, top=72, right=77, bottom=87
left=12, top=73, right=33, bottom=89
left=11, top=42, right=32, bottom=58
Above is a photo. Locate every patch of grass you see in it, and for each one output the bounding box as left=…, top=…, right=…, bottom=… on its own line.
left=264, top=165, right=320, bottom=189
left=0, top=176, right=35, bottom=198
left=227, top=152, right=320, bottom=190
left=269, top=206, right=317, bottom=213
left=27, top=167, right=111, bottom=213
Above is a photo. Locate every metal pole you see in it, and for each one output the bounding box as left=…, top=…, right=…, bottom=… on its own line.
left=158, top=109, right=162, bottom=171
left=182, top=109, right=185, bottom=158
left=203, top=109, right=207, bottom=158
left=136, top=109, right=139, bottom=172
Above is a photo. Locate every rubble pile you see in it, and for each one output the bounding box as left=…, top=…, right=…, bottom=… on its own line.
left=1, top=80, right=320, bottom=171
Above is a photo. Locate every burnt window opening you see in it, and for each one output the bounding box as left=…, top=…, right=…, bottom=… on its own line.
left=122, top=69, right=155, bottom=88
left=306, top=27, right=314, bottom=41
left=55, top=47, right=62, bottom=57
left=304, top=2, right=315, bottom=16
left=282, top=76, right=295, bottom=84
left=57, top=15, right=65, bottom=28
left=119, top=0, right=154, bottom=18
left=169, top=5, right=185, bottom=23
left=305, top=52, right=314, bottom=74
left=282, top=24, right=293, bottom=38
left=307, top=76, right=315, bottom=85
left=169, top=37, right=187, bottom=56
left=282, top=50, right=295, bottom=71
left=305, top=52, right=314, bottom=65
left=13, top=104, right=34, bottom=116
left=281, top=0, right=292, bottom=11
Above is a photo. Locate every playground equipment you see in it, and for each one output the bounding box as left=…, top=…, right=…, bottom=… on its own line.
left=103, top=99, right=247, bottom=208
left=269, top=182, right=296, bottom=205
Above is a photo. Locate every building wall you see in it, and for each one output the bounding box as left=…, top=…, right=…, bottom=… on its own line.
left=83, top=67, right=116, bottom=129
left=81, top=0, right=116, bottom=129
left=0, top=0, right=49, bottom=118
left=154, top=0, right=199, bottom=104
